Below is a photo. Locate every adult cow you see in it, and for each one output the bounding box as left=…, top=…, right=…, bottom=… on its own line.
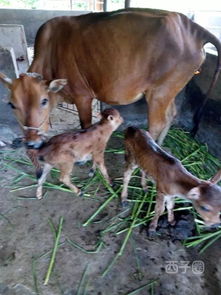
left=0, top=8, right=221, bottom=151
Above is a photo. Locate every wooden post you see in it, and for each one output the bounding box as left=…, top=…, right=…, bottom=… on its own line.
left=103, top=0, right=107, bottom=11
left=125, top=0, right=130, bottom=8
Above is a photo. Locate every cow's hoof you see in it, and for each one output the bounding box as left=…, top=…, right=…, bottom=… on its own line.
left=143, top=188, right=148, bottom=193
left=36, top=194, right=42, bottom=200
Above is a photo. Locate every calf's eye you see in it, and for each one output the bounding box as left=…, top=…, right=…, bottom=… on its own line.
left=200, top=205, right=211, bottom=212
left=41, top=98, right=48, bottom=107
left=8, top=102, right=16, bottom=109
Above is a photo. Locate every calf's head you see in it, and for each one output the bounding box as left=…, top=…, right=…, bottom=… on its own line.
left=187, top=182, right=221, bottom=226
left=0, top=72, right=67, bottom=149
left=100, top=108, right=124, bottom=130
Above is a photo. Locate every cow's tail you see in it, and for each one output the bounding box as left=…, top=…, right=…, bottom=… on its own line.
left=191, top=28, right=221, bottom=136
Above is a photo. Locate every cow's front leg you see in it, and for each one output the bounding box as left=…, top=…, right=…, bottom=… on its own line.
left=75, top=97, right=93, bottom=129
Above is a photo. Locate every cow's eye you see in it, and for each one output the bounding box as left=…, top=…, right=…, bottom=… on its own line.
left=8, top=102, right=16, bottom=109
left=200, top=205, right=211, bottom=212
left=41, top=98, right=48, bottom=107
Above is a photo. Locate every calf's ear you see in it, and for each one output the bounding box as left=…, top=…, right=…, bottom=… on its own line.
left=48, top=79, right=67, bottom=93
left=107, top=115, right=114, bottom=121
left=187, top=187, right=200, bottom=200
left=210, top=170, right=221, bottom=184
left=0, top=72, right=12, bottom=89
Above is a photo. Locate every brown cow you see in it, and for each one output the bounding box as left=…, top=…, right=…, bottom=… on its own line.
left=121, top=127, right=221, bottom=233
left=35, top=108, right=123, bottom=199
left=0, top=8, right=221, bottom=150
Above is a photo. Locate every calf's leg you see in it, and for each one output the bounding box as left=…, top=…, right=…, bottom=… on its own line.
left=27, top=149, right=42, bottom=178
left=93, top=153, right=111, bottom=184
left=165, top=197, right=175, bottom=225
left=58, top=162, right=80, bottom=195
left=141, top=170, right=148, bottom=192
left=36, top=163, right=52, bottom=199
left=89, top=162, right=96, bottom=177
left=121, top=163, right=137, bottom=206
left=149, top=192, right=165, bottom=233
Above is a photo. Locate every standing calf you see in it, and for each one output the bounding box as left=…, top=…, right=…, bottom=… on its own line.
left=121, top=127, right=221, bottom=233
left=36, top=108, right=123, bottom=199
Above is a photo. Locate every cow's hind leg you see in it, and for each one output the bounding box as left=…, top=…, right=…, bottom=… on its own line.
left=147, top=89, right=177, bottom=145
left=157, top=101, right=176, bottom=145
left=146, top=70, right=199, bottom=145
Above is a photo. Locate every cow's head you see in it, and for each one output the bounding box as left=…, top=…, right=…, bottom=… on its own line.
left=187, top=175, right=221, bottom=227
left=0, top=72, right=67, bottom=149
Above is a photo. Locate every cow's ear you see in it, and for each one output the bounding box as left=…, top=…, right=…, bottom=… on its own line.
left=0, top=72, right=12, bottom=89
left=187, top=187, right=200, bottom=200
left=48, top=79, right=67, bottom=93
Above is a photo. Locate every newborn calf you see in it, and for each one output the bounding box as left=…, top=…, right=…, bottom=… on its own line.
left=36, top=108, right=123, bottom=199
left=121, top=127, right=221, bottom=233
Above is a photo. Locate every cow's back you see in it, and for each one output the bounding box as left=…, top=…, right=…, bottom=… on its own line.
left=29, top=9, right=207, bottom=104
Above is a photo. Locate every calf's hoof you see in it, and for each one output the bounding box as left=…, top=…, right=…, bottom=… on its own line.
left=169, top=220, right=176, bottom=226
left=88, top=168, right=95, bottom=177
left=121, top=200, right=129, bottom=209
left=36, top=193, right=43, bottom=200
left=110, top=181, right=118, bottom=190
left=148, top=229, right=157, bottom=239
left=78, top=190, right=84, bottom=197
left=75, top=160, right=87, bottom=166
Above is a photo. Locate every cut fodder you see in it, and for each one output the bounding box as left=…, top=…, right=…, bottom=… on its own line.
left=2, top=127, right=221, bottom=273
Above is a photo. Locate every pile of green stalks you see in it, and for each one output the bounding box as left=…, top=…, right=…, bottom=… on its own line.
left=1, top=127, right=221, bottom=285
